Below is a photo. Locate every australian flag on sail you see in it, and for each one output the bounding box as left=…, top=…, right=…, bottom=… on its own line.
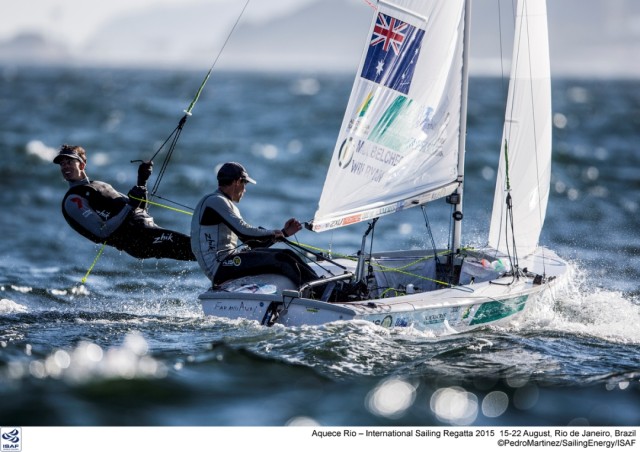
left=361, top=13, right=425, bottom=95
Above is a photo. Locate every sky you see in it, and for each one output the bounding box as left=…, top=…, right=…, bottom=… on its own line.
left=2, top=0, right=640, bottom=77
left=0, top=0, right=313, bottom=47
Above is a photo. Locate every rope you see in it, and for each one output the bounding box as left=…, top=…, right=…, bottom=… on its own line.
left=129, top=189, right=462, bottom=290
left=361, top=0, right=377, bottom=10
left=185, top=1, right=250, bottom=115
left=148, top=116, right=186, bottom=197
left=80, top=242, right=106, bottom=284
left=372, top=260, right=452, bottom=288
left=287, top=239, right=457, bottom=289
left=144, top=0, right=252, bottom=200
left=129, top=195, right=194, bottom=216
left=128, top=190, right=465, bottom=292
left=81, top=1, right=251, bottom=284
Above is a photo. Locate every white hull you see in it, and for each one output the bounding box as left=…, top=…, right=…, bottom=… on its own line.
left=196, top=0, right=566, bottom=338
left=198, top=247, right=568, bottom=335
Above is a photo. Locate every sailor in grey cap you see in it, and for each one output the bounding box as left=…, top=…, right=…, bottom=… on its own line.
left=191, top=161, right=317, bottom=287
left=216, top=162, right=257, bottom=186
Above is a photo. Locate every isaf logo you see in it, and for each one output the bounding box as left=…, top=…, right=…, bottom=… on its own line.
left=1, top=428, right=22, bottom=452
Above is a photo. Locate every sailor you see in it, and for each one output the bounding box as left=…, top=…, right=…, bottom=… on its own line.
left=54, top=144, right=195, bottom=261
left=191, top=162, right=317, bottom=287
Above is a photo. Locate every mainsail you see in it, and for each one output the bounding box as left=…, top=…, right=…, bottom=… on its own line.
left=312, top=0, right=466, bottom=232
left=488, top=0, right=552, bottom=256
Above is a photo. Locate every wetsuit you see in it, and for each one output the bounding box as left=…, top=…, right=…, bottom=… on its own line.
left=62, top=178, right=195, bottom=261
left=191, top=189, right=317, bottom=286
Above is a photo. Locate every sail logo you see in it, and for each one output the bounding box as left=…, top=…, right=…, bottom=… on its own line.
left=361, top=13, right=424, bottom=95
left=369, top=95, right=443, bottom=156
left=337, top=137, right=363, bottom=168
left=347, top=91, right=374, bottom=136
left=1, top=428, right=21, bottom=452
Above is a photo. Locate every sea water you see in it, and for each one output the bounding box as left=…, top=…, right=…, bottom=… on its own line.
left=0, top=66, right=639, bottom=427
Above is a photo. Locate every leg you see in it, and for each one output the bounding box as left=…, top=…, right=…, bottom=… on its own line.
left=116, top=226, right=196, bottom=261
left=214, top=248, right=317, bottom=286
left=144, top=228, right=195, bottom=261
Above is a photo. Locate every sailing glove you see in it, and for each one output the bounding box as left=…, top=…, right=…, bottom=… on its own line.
left=137, top=161, right=153, bottom=186
left=128, top=185, right=148, bottom=210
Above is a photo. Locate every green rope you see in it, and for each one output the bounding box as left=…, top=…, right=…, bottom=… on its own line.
left=503, top=139, right=511, bottom=191
left=380, top=288, right=401, bottom=298
left=288, top=240, right=459, bottom=288
left=130, top=196, right=193, bottom=216
left=80, top=2, right=251, bottom=285
left=370, top=259, right=452, bottom=288
left=148, top=0, right=251, bottom=202
left=81, top=242, right=107, bottom=284
left=110, top=196, right=461, bottom=291
left=185, top=0, right=250, bottom=115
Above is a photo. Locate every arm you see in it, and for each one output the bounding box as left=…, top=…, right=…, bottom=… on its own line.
left=203, top=194, right=277, bottom=243
left=221, top=204, right=302, bottom=243
left=63, top=194, right=132, bottom=239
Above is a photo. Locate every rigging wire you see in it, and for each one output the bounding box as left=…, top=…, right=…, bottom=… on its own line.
left=361, top=0, right=377, bottom=10
left=505, top=0, right=548, bottom=277
left=142, top=0, right=252, bottom=203
left=492, top=0, right=509, bottom=258
left=81, top=0, right=251, bottom=285
left=128, top=194, right=193, bottom=216
left=421, top=205, right=439, bottom=262
left=501, top=140, right=519, bottom=283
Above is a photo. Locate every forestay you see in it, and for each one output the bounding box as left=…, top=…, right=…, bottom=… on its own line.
left=312, top=0, right=466, bottom=232
left=488, top=0, right=552, bottom=256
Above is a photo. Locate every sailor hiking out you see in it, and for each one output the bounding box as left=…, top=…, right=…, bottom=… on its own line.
left=54, top=144, right=195, bottom=261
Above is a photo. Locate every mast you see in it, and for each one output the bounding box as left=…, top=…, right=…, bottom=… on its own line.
left=451, top=0, right=472, bottom=254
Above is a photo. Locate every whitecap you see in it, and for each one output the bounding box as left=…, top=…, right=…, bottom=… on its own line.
left=522, top=263, right=640, bottom=344
left=0, top=298, right=28, bottom=314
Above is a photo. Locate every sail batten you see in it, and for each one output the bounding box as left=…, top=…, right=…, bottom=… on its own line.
left=312, top=0, right=466, bottom=233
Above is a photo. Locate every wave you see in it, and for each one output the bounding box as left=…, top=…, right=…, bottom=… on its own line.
left=0, top=298, right=28, bottom=315
left=521, top=261, right=640, bottom=344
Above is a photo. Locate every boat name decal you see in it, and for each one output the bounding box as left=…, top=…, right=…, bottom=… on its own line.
left=213, top=301, right=256, bottom=313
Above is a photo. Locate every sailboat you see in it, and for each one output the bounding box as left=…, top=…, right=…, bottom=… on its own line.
left=198, top=0, right=569, bottom=334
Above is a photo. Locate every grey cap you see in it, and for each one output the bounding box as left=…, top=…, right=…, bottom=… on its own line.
left=217, top=162, right=256, bottom=184
left=53, top=147, right=85, bottom=164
